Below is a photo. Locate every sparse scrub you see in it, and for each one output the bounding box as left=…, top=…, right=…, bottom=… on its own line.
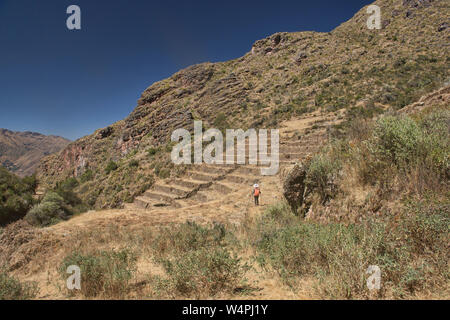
left=80, top=169, right=93, bottom=183
left=105, top=161, right=119, bottom=174
left=155, top=247, right=249, bottom=298
left=59, top=249, right=137, bottom=299
left=147, top=147, right=160, bottom=156
left=0, top=270, right=38, bottom=300
left=128, top=159, right=139, bottom=168
left=149, top=222, right=247, bottom=298
left=151, top=222, right=229, bottom=257
left=252, top=200, right=449, bottom=299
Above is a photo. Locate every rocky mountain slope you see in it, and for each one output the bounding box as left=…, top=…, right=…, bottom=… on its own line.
left=0, top=129, right=70, bottom=177
left=37, top=0, right=449, bottom=209
left=2, top=82, right=448, bottom=300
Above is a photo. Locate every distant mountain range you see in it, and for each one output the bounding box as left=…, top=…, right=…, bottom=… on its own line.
left=0, top=129, right=70, bottom=177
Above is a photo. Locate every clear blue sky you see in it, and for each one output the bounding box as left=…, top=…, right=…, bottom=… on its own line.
left=0, top=0, right=373, bottom=140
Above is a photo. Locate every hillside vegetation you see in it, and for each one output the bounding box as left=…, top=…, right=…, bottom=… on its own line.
left=0, top=168, right=88, bottom=227
left=50, top=102, right=449, bottom=299
left=0, top=90, right=447, bottom=299
left=0, top=167, right=36, bottom=226
left=1, top=0, right=448, bottom=300
left=37, top=0, right=449, bottom=210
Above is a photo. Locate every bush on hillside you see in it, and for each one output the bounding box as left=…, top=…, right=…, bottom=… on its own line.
left=0, top=168, right=35, bottom=226
left=151, top=222, right=228, bottom=256
left=253, top=200, right=449, bottom=299
left=59, top=249, right=137, bottom=298
left=156, top=247, right=249, bottom=298
left=105, top=161, right=118, bottom=174
left=305, top=154, right=341, bottom=203
left=367, top=116, right=424, bottom=166
left=80, top=169, right=94, bottom=183
left=359, top=111, right=449, bottom=186
left=24, top=192, right=69, bottom=227
left=0, top=270, right=38, bottom=300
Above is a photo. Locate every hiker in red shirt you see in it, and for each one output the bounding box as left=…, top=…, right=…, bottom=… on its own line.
left=252, top=184, right=261, bottom=206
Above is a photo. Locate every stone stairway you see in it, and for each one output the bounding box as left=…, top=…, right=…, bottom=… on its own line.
left=128, top=127, right=328, bottom=213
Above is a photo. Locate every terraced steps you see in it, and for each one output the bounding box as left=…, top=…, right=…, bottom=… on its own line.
left=170, top=178, right=210, bottom=190
left=187, top=171, right=222, bottom=182
left=134, top=196, right=174, bottom=209
left=223, top=173, right=261, bottom=185
left=130, top=127, right=329, bottom=213
left=143, top=190, right=177, bottom=203
left=153, top=183, right=192, bottom=197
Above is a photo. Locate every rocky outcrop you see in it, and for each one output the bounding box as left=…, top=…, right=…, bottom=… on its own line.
left=96, top=126, right=113, bottom=139
left=294, top=51, right=308, bottom=65
left=282, top=163, right=307, bottom=213
left=251, top=32, right=290, bottom=55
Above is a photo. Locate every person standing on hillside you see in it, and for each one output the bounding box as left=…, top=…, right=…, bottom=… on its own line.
left=252, top=183, right=261, bottom=206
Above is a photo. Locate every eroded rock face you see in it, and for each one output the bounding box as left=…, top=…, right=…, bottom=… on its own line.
left=282, top=163, right=307, bottom=213
left=402, top=0, right=434, bottom=8
left=251, top=32, right=289, bottom=55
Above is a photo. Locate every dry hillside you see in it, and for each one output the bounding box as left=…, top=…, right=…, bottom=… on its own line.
left=0, top=0, right=448, bottom=300
left=0, top=86, right=447, bottom=300
left=37, top=0, right=449, bottom=209
left=0, top=129, right=70, bottom=177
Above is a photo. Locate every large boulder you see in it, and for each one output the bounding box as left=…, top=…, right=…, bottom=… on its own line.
left=282, top=163, right=307, bottom=213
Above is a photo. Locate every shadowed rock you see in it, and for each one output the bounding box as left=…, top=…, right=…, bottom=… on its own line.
left=283, top=163, right=307, bottom=213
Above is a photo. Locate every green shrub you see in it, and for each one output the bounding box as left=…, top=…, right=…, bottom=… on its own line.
left=213, top=113, right=230, bottom=131
left=367, top=116, right=423, bottom=166
left=253, top=201, right=449, bottom=298
left=151, top=222, right=228, bottom=256
left=361, top=112, right=449, bottom=185
left=418, top=110, right=450, bottom=175
left=165, top=142, right=175, bottom=153
left=59, top=249, right=137, bottom=298
left=54, top=177, right=84, bottom=208
left=80, top=170, right=94, bottom=183
left=105, top=161, right=118, bottom=174
left=24, top=192, right=69, bottom=227
left=0, top=168, right=35, bottom=226
left=155, top=165, right=170, bottom=179
left=58, top=177, right=79, bottom=190
left=305, top=154, right=341, bottom=203
left=0, top=270, right=38, bottom=300
left=128, top=160, right=139, bottom=168
left=156, top=247, right=249, bottom=298
left=147, top=147, right=159, bottom=156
